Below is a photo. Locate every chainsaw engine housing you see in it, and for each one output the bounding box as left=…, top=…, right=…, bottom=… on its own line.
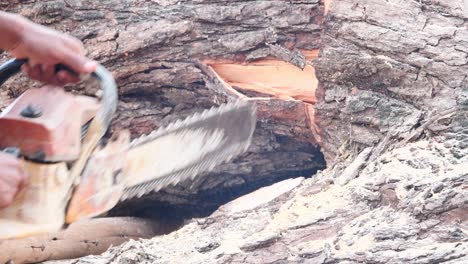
left=0, top=86, right=99, bottom=162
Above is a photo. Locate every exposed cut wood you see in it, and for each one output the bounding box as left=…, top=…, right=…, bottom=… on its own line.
left=206, top=50, right=318, bottom=104
left=323, top=0, right=332, bottom=15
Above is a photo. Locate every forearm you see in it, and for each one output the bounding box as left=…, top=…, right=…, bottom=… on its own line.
left=0, top=11, right=27, bottom=51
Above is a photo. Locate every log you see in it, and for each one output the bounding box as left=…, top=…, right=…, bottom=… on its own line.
left=2, top=0, right=467, bottom=263
left=0, top=217, right=180, bottom=263
left=0, top=0, right=326, bottom=217
left=59, top=0, right=467, bottom=263
left=0, top=0, right=326, bottom=261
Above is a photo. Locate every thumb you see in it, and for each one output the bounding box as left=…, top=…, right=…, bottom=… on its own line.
left=57, top=48, right=97, bottom=74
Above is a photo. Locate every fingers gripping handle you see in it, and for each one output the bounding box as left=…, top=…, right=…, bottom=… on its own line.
left=0, top=59, right=118, bottom=135
left=0, top=58, right=80, bottom=86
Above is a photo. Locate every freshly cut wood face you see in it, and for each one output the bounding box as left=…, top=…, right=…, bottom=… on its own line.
left=323, top=0, right=331, bottom=15
left=206, top=50, right=319, bottom=104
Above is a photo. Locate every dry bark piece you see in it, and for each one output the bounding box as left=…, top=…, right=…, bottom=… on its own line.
left=335, top=147, right=372, bottom=186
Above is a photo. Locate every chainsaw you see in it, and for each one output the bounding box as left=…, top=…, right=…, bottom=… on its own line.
left=0, top=59, right=256, bottom=240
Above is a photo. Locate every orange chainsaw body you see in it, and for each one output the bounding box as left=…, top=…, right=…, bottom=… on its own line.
left=0, top=60, right=123, bottom=242
left=0, top=86, right=128, bottom=240
left=0, top=86, right=99, bottom=162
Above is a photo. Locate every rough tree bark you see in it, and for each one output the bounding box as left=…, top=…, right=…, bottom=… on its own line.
left=55, top=0, right=466, bottom=263
left=314, top=0, right=467, bottom=163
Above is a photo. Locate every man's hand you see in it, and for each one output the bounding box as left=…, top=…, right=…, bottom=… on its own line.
left=0, top=153, right=28, bottom=208
left=2, top=13, right=97, bottom=85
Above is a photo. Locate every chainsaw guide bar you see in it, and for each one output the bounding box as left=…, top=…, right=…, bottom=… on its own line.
left=121, top=100, right=257, bottom=200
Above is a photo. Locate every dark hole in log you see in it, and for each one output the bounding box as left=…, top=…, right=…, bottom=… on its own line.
left=108, top=54, right=327, bottom=224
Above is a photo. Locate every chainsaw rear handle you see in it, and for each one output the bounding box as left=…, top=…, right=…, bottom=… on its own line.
left=0, top=58, right=117, bottom=135
left=0, top=59, right=24, bottom=87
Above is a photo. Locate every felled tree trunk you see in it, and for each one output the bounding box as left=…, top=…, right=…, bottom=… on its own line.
left=4, top=0, right=468, bottom=263
left=1, top=1, right=326, bottom=214
left=60, top=0, right=467, bottom=263
left=0, top=0, right=326, bottom=262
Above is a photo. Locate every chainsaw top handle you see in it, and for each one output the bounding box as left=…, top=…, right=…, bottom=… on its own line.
left=0, top=58, right=118, bottom=136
